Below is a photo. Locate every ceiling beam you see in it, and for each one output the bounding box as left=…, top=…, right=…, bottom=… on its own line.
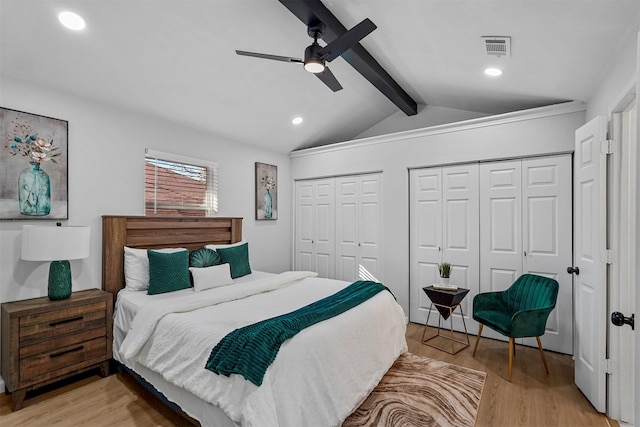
left=279, top=0, right=418, bottom=116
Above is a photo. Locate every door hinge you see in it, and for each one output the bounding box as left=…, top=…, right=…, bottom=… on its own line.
left=601, top=249, right=614, bottom=264
left=600, top=139, right=618, bottom=154
left=601, top=358, right=615, bottom=375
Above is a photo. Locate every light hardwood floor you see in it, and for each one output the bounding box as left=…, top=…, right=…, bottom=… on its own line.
left=0, top=323, right=616, bottom=427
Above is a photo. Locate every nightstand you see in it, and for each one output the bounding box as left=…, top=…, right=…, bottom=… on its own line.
left=421, top=286, right=470, bottom=354
left=1, top=288, right=113, bottom=411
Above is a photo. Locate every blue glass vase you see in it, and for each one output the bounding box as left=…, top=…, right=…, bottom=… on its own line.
left=18, top=162, right=51, bottom=216
left=264, top=189, right=273, bottom=219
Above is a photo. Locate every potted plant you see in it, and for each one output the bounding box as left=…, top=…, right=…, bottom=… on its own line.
left=438, top=262, right=451, bottom=287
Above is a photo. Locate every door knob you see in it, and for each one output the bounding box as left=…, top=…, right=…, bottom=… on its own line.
left=566, top=266, right=580, bottom=275
left=611, top=312, right=635, bottom=330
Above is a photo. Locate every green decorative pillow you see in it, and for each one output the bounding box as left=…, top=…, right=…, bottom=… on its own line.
left=147, top=249, right=191, bottom=295
left=217, top=242, right=252, bottom=279
left=189, top=248, right=221, bottom=268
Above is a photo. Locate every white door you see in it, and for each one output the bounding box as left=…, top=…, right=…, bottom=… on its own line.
left=479, top=160, right=522, bottom=342
left=410, top=168, right=443, bottom=324
left=335, top=177, right=359, bottom=281
left=573, top=116, right=607, bottom=413
left=441, top=164, right=479, bottom=331
left=335, top=174, right=383, bottom=282
left=521, top=155, right=573, bottom=354
left=295, top=179, right=335, bottom=278
left=409, top=165, right=479, bottom=327
left=358, top=174, right=383, bottom=281
left=479, top=156, right=573, bottom=353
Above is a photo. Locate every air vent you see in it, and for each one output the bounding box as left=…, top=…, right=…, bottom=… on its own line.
left=481, top=36, right=511, bottom=57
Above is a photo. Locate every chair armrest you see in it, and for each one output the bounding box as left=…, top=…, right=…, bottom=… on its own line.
left=510, top=306, right=555, bottom=338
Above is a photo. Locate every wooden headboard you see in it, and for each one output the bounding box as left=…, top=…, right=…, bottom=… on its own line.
left=102, top=215, right=243, bottom=300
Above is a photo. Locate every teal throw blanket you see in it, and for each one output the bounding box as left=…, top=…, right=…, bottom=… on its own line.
left=205, top=280, right=389, bottom=386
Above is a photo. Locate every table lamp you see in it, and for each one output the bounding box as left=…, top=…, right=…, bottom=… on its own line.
left=21, top=224, right=91, bottom=300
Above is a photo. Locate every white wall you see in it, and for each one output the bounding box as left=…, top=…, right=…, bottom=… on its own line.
left=586, top=23, right=638, bottom=121
left=355, top=104, right=489, bottom=139
left=0, top=77, right=292, bottom=305
left=290, top=102, right=585, bottom=313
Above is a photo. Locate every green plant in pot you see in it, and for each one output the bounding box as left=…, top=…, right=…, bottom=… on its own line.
left=438, top=262, right=451, bottom=287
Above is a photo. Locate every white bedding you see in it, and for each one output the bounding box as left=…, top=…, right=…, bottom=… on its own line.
left=114, top=271, right=407, bottom=427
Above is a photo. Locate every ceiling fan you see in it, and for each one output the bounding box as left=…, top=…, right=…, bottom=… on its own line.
left=235, top=18, right=376, bottom=92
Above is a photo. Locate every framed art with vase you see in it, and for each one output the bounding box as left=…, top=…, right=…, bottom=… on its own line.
left=255, top=162, right=277, bottom=220
left=0, top=107, right=68, bottom=220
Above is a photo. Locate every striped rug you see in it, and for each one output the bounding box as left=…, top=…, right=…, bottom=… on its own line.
left=343, top=352, right=486, bottom=427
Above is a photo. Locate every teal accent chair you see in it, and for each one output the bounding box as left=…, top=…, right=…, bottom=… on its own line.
left=472, top=274, right=559, bottom=381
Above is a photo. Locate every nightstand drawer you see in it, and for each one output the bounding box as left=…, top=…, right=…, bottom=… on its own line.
left=19, top=326, right=107, bottom=359
left=19, top=301, right=107, bottom=345
left=19, top=337, right=107, bottom=382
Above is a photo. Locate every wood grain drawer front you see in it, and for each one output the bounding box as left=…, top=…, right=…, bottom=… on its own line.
left=19, top=327, right=107, bottom=359
left=19, top=302, right=107, bottom=345
left=19, top=337, right=107, bottom=383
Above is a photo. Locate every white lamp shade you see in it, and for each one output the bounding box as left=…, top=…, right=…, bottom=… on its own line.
left=22, top=225, right=91, bottom=261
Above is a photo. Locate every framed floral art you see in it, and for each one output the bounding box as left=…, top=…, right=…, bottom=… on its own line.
left=0, top=107, right=68, bottom=220
left=255, top=162, right=277, bottom=220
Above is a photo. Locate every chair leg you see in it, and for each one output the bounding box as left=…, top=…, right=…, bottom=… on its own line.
left=508, top=338, right=515, bottom=381
left=472, top=324, right=483, bottom=357
left=536, top=336, right=550, bottom=375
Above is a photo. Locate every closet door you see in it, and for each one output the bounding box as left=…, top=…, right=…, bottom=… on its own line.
left=409, top=168, right=443, bottom=324
left=442, top=165, right=480, bottom=329
left=479, top=160, right=523, bottom=294
left=479, top=155, right=572, bottom=353
left=295, top=179, right=335, bottom=278
left=521, top=155, right=572, bottom=354
left=409, top=164, right=479, bottom=327
left=479, top=160, right=524, bottom=342
left=335, top=174, right=383, bottom=282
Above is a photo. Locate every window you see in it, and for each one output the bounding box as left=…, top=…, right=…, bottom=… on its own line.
left=144, top=149, right=218, bottom=217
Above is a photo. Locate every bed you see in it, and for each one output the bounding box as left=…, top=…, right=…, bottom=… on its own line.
left=102, top=215, right=407, bottom=427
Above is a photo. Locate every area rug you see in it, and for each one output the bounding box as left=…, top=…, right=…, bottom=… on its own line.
left=342, top=352, right=486, bottom=427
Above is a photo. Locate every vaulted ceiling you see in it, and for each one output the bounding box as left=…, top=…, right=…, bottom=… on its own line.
left=2, top=1, right=639, bottom=153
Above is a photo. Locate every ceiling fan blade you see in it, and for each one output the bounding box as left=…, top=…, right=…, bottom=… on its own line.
left=314, top=67, right=343, bottom=92
left=235, top=50, right=303, bottom=64
left=318, top=18, right=377, bottom=62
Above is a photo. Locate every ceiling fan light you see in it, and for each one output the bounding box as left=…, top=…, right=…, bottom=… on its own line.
left=304, top=60, right=325, bottom=73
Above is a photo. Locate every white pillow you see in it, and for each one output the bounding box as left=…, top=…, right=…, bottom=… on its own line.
left=189, top=263, right=233, bottom=292
left=124, top=247, right=186, bottom=291
left=205, top=240, right=247, bottom=251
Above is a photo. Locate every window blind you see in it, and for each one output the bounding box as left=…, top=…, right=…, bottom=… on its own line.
left=144, top=149, right=218, bottom=217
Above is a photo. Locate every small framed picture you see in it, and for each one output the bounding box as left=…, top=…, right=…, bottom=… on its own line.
left=1, top=107, right=68, bottom=220
left=255, top=162, right=277, bottom=220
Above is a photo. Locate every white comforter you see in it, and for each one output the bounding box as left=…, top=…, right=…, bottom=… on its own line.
left=117, top=271, right=408, bottom=427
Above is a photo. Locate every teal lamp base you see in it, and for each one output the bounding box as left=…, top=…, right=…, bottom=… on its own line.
left=48, top=260, right=72, bottom=300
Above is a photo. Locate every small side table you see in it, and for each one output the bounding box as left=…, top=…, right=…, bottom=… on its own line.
left=421, top=286, right=470, bottom=354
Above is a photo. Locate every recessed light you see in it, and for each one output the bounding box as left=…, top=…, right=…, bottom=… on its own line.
left=484, top=67, right=503, bottom=77
left=58, top=11, right=86, bottom=31
left=292, top=117, right=303, bottom=125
